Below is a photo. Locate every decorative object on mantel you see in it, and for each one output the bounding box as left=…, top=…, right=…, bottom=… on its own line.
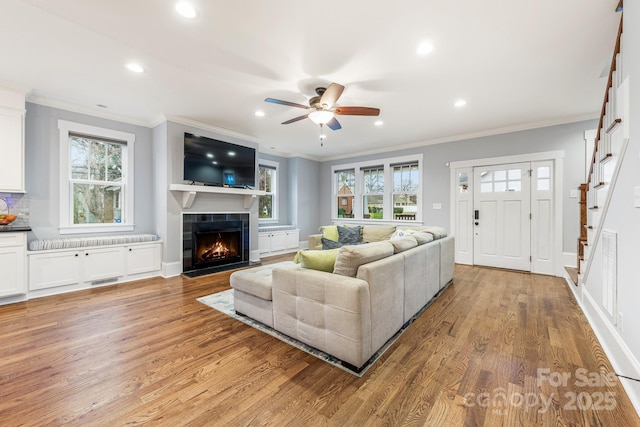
left=265, top=82, right=380, bottom=145
left=198, top=289, right=409, bottom=377
left=169, top=184, right=266, bottom=209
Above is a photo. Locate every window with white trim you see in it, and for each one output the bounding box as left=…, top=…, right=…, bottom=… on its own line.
left=331, top=154, right=422, bottom=222
left=258, top=161, right=278, bottom=221
left=58, top=120, right=135, bottom=234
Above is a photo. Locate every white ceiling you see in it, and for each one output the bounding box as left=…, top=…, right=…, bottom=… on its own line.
left=0, top=0, right=621, bottom=160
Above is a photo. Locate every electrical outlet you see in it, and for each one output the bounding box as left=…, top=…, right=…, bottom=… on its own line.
left=618, top=312, right=623, bottom=331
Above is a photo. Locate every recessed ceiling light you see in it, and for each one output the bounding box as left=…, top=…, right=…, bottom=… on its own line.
left=212, top=161, right=218, bottom=165
left=374, top=120, right=384, bottom=126
left=254, top=110, right=265, bottom=117
left=175, top=2, right=197, bottom=18
left=228, top=151, right=236, bottom=156
left=269, top=146, right=276, bottom=150
left=125, top=63, right=145, bottom=73
left=416, top=41, right=434, bottom=56
left=454, top=99, right=467, bottom=108
left=206, top=153, right=214, bottom=158
left=96, top=104, right=108, bottom=109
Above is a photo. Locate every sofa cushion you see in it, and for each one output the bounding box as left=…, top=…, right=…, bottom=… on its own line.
left=321, top=237, right=343, bottom=250
left=299, top=248, right=340, bottom=273
left=338, top=225, right=361, bottom=244
left=410, top=232, right=434, bottom=245
left=389, top=236, right=418, bottom=253
left=320, top=225, right=339, bottom=242
left=333, top=241, right=394, bottom=277
left=362, top=225, right=396, bottom=242
left=407, top=225, right=447, bottom=239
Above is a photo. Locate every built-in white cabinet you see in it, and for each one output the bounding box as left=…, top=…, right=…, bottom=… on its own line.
left=28, top=241, right=162, bottom=296
left=0, top=88, right=25, bottom=193
left=259, top=229, right=299, bottom=256
left=0, top=232, right=27, bottom=298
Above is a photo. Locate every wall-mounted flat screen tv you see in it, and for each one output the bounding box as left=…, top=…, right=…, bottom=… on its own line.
left=183, top=133, right=256, bottom=188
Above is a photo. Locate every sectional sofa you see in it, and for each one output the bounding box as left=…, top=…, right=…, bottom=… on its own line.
left=230, top=225, right=454, bottom=371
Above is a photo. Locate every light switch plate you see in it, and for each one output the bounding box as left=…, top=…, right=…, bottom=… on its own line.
left=433, top=203, right=442, bottom=210
left=570, top=189, right=578, bottom=198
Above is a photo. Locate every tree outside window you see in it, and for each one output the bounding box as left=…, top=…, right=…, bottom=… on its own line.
left=363, top=167, right=384, bottom=219
left=70, top=134, right=125, bottom=224
left=259, top=165, right=276, bottom=220
left=335, top=170, right=355, bottom=218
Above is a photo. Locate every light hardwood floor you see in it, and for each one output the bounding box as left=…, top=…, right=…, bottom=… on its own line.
left=1, top=256, right=638, bottom=426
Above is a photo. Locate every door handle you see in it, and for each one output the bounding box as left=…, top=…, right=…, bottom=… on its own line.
left=474, top=210, right=479, bottom=220
left=475, top=221, right=479, bottom=226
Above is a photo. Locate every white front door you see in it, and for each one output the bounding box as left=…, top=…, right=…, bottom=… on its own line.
left=473, top=162, right=531, bottom=271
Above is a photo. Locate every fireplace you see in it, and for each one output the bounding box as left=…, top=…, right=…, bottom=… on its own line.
left=183, top=213, right=250, bottom=277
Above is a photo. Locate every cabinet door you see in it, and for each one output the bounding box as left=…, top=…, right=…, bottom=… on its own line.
left=258, top=233, right=271, bottom=254
left=83, top=247, right=125, bottom=282
left=29, top=251, right=82, bottom=291
left=0, top=244, right=26, bottom=297
left=0, top=109, right=24, bottom=192
left=285, top=230, right=299, bottom=250
left=126, top=244, right=160, bottom=275
left=270, top=232, right=287, bottom=252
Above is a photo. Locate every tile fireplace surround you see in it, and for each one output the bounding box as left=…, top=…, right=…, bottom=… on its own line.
left=182, top=213, right=250, bottom=277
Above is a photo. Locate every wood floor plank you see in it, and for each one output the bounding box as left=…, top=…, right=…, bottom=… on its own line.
left=0, top=259, right=638, bottom=426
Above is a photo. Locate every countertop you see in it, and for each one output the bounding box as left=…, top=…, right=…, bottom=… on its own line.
left=0, top=224, right=31, bottom=232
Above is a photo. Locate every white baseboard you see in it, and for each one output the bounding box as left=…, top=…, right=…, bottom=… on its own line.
left=162, top=261, right=182, bottom=278
left=562, top=272, right=640, bottom=418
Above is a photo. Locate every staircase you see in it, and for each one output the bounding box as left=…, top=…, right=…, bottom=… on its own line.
left=578, top=11, right=627, bottom=284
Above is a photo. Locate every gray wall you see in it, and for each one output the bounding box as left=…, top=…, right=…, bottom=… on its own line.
left=289, top=157, right=321, bottom=241
left=24, top=102, right=155, bottom=241
left=320, top=119, right=596, bottom=252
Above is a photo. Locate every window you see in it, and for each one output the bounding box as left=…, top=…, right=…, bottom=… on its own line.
left=480, top=168, right=521, bottom=193
left=258, top=161, right=278, bottom=221
left=331, top=154, right=422, bottom=222
left=362, top=166, right=384, bottom=219
left=58, top=120, right=135, bottom=234
left=392, top=163, right=418, bottom=220
left=335, top=170, right=355, bottom=218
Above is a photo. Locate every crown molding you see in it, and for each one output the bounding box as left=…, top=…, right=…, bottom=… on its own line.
left=318, top=112, right=599, bottom=162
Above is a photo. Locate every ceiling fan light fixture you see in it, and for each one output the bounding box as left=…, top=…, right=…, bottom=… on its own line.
left=308, top=110, right=335, bottom=125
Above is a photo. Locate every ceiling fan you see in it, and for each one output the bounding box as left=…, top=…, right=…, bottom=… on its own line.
left=265, top=82, right=380, bottom=134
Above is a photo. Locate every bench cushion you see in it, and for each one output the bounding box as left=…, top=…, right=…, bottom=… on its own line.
left=230, top=261, right=298, bottom=301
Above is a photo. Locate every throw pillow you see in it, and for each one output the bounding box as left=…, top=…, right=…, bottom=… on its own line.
left=389, top=236, right=418, bottom=253
left=299, top=248, right=339, bottom=273
left=362, top=225, right=396, bottom=242
left=322, top=237, right=343, bottom=250
left=333, top=241, right=394, bottom=277
left=320, top=225, right=339, bottom=242
left=338, top=225, right=361, bottom=244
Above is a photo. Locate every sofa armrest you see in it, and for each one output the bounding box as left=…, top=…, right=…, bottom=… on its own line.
left=308, top=233, right=323, bottom=250
left=271, top=266, right=373, bottom=368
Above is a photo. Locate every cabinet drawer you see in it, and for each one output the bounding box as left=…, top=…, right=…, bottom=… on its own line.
left=0, top=232, right=25, bottom=248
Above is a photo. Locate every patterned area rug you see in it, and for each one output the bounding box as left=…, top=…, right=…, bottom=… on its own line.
left=198, top=289, right=405, bottom=377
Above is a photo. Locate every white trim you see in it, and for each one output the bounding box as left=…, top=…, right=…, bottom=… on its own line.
left=449, top=150, right=565, bottom=276
left=258, top=159, right=279, bottom=222
left=563, top=252, right=577, bottom=268
left=58, top=120, right=135, bottom=234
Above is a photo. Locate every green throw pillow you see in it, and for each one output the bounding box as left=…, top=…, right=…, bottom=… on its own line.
left=299, top=249, right=339, bottom=273
left=321, top=225, right=339, bottom=242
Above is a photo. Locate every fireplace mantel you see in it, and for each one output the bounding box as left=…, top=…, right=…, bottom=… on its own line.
left=169, top=184, right=266, bottom=209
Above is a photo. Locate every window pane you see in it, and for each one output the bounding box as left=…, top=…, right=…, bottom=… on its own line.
left=89, top=141, right=107, bottom=181
left=508, top=169, right=521, bottom=180
left=494, top=170, right=506, bottom=181
left=458, top=172, right=468, bottom=193
left=70, top=137, right=89, bottom=179
left=480, top=172, right=493, bottom=182
left=259, top=195, right=273, bottom=219
left=363, top=194, right=383, bottom=219
left=508, top=180, right=521, bottom=191
left=494, top=181, right=506, bottom=192
left=393, top=164, right=418, bottom=193
left=336, top=170, right=355, bottom=196
left=73, top=184, right=122, bottom=224
left=481, top=182, right=493, bottom=193
left=106, top=143, right=123, bottom=182
left=537, top=178, right=550, bottom=191
left=363, top=168, right=384, bottom=193
left=337, top=196, right=354, bottom=218
left=538, top=166, right=550, bottom=179
left=393, top=194, right=417, bottom=220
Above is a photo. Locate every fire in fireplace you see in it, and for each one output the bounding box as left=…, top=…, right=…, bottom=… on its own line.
left=182, top=213, right=250, bottom=277
left=195, top=231, right=240, bottom=265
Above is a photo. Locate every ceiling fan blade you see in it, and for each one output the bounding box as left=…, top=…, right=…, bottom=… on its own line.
left=281, top=114, right=309, bottom=125
left=319, top=83, right=345, bottom=108
left=334, top=106, right=380, bottom=116
left=265, top=98, right=309, bottom=109
left=326, top=117, right=342, bottom=131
